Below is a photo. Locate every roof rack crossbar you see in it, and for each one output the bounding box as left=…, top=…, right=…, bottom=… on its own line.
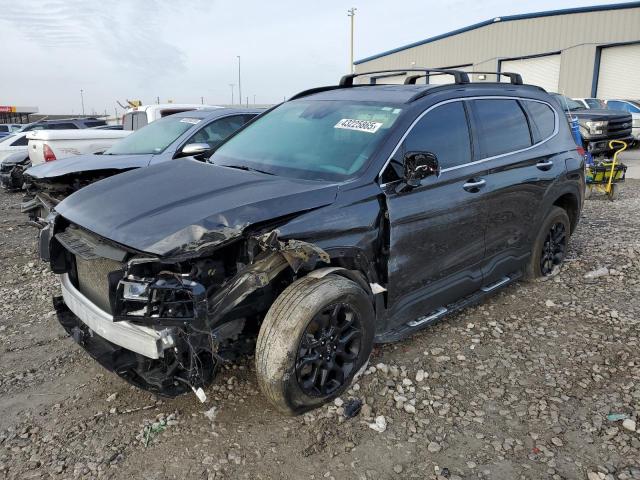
left=339, top=68, right=470, bottom=87
left=471, top=71, right=523, bottom=84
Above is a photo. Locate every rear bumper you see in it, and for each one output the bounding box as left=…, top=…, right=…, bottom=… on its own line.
left=58, top=273, right=173, bottom=359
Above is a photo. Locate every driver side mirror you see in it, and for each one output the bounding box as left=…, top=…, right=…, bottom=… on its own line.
left=403, top=151, right=440, bottom=188
left=177, top=143, right=212, bottom=160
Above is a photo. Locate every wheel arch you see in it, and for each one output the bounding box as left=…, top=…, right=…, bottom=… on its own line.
left=552, top=192, right=580, bottom=234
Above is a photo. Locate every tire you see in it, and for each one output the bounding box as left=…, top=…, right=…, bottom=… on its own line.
left=255, top=274, right=375, bottom=415
left=524, top=206, right=571, bottom=280
left=607, top=183, right=620, bottom=201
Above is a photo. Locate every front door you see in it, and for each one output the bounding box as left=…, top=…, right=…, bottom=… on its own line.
left=381, top=100, right=487, bottom=328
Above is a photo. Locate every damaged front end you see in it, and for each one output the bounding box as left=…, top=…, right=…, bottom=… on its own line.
left=45, top=217, right=329, bottom=399
left=0, top=155, right=30, bottom=191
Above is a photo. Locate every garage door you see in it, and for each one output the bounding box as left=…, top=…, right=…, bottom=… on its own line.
left=427, top=65, right=473, bottom=85
left=500, top=54, right=561, bottom=92
left=597, top=43, right=640, bottom=99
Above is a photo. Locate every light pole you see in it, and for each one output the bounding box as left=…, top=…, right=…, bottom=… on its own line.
left=229, top=84, right=235, bottom=105
left=80, top=89, right=85, bottom=116
left=237, top=56, right=242, bottom=108
left=347, top=8, right=357, bottom=73
left=253, top=94, right=256, bottom=105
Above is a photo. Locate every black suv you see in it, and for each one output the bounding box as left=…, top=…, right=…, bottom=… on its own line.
left=20, top=117, right=107, bottom=131
left=40, top=69, right=585, bottom=414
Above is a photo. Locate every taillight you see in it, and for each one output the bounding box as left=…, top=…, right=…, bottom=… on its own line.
left=576, top=146, right=586, bottom=156
left=43, top=143, right=56, bottom=162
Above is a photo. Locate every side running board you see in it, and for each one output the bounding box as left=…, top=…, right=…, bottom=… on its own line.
left=481, top=276, right=510, bottom=292
left=407, top=307, right=448, bottom=327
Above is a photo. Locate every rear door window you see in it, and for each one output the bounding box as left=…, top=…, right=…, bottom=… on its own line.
left=522, top=101, right=556, bottom=143
left=469, top=99, right=532, bottom=158
left=402, top=101, right=472, bottom=170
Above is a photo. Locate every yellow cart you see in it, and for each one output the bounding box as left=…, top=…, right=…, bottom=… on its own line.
left=586, top=140, right=628, bottom=201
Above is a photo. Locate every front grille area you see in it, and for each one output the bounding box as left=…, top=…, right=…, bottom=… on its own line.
left=75, top=256, right=123, bottom=314
left=607, top=115, right=633, bottom=138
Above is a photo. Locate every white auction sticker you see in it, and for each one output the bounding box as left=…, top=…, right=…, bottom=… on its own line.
left=180, top=118, right=201, bottom=124
left=334, top=118, right=383, bottom=133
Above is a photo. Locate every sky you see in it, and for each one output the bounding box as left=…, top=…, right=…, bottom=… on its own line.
left=0, top=0, right=627, bottom=115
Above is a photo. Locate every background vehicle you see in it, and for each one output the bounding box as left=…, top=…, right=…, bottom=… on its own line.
left=573, top=97, right=605, bottom=109
left=18, top=118, right=107, bottom=132
left=605, top=99, right=640, bottom=144
left=122, top=103, right=220, bottom=130
left=0, top=133, right=30, bottom=190
left=0, top=132, right=29, bottom=163
left=26, top=128, right=132, bottom=166
left=0, top=150, right=31, bottom=190
left=23, top=108, right=260, bottom=221
left=0, top=124, right=22, bottom=138
left=551, top=93, right=633, bottom=156
left=41, top=69, right=584, bottom=415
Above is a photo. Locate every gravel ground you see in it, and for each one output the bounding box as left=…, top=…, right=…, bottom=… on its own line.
left=0, top=182, right=639, bottom=480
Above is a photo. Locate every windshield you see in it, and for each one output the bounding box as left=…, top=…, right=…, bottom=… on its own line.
left=210, top=100, right=402, bottom=181
left=553, top=94, right=585, bottom=112
left=104, top=115, right=198, bottom=155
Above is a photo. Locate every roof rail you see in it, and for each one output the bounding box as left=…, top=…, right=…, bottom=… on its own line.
left=471, top=71, right=523, bottom=84
left=404, top=71, right=523, bottom=85
left=339, top=68, right=470, bottom=86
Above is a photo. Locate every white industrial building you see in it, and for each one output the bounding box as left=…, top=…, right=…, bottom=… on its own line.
left=354, top=2, right=640, bottom=99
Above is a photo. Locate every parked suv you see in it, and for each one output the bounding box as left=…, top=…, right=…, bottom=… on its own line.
left=18, top=118, right=107, bottom=132
left=551, top=94, right=633, bottom=156
left=40, top=69, right=584, bottom=414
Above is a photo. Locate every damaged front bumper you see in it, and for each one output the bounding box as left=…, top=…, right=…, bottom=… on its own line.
left=58, top=273, right=175, bottom=359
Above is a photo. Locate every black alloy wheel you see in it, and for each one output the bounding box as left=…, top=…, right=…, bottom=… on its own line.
left=295, top=303, right=362, bottom=397
left=540, top=221, right=567, bottom=276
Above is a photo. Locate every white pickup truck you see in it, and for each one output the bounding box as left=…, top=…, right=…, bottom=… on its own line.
left=27, top=128, right=132, bottom=166
left=28, top=104, right=220, bottom=166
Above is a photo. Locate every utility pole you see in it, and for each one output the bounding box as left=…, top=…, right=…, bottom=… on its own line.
left=201, top=96, right=204, bottom=104
left=80, top=89, right=85, bottom=116
left=253, top=94, right=256, bottom=105
left=157, top=96, right=160, bottom=104
left=229, top=84, right=235, bottom=105
left=237, top=56, right=242, bottom=108
left=348, top=7, right=357, bottom=73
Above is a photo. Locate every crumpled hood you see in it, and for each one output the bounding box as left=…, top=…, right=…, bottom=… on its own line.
left=56, top=159, right=338, bottom=256
left=25, top=153, right=153, bottom=181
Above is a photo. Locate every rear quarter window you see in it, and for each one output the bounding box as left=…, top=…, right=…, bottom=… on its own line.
left=469, top=99, right=532, bottom=158
left=523, top=101, right=556, bottom=143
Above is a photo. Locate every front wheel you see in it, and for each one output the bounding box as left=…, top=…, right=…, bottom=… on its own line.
left=525, top=206, right=570, bottom=279
left=255, top=274, right=375, bottom=415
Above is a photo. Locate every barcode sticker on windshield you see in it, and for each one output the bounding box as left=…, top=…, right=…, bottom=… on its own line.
left=180, top=118, right=201, bottom=124
left=334, top=118, right=383, bottom=134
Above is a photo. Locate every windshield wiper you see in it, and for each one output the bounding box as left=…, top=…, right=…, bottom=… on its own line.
left=224, top=164, right=275, bottom=176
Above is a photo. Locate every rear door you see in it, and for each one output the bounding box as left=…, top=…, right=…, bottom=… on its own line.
left=467, top=97, right=562, bottom=285
left=382, top=100, right=487, bottom=327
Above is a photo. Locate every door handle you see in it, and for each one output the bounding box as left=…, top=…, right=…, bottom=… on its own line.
left=536, top=160, right=553, bottom=171
left=463, top=178, right=486, bottom=192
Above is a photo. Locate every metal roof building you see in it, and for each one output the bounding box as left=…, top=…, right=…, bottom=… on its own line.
left=354, top=2, right=640, bottom=99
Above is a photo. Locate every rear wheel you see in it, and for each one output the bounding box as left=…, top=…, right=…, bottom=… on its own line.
left=525, top=206, right=570, bottom=279
left=255, top=274, right=374, bottom=415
